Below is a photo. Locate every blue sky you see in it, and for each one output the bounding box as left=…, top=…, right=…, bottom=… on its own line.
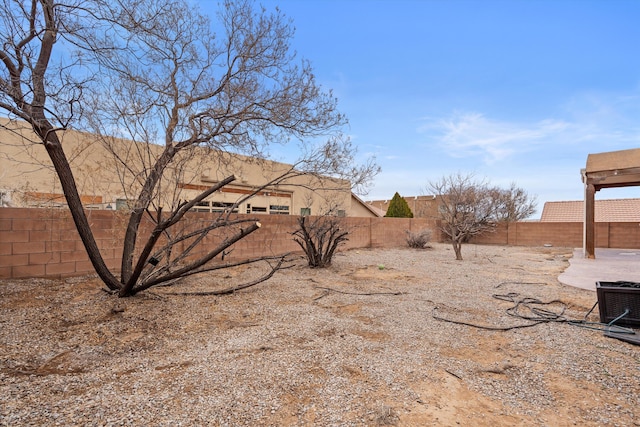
left=257, top=0, right=640, bottom=217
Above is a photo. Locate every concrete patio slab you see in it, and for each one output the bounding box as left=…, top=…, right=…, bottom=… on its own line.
left=558, top=248, right=640, bottom=291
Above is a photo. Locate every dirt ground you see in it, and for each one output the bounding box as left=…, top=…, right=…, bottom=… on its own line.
left=1, top=244, right=639, bottom=426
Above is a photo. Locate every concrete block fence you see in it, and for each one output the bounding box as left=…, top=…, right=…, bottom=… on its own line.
left=1, top=207, right=639, bottom=280
left=471, top=221, right=640, bottom=249
left=0, top=208, right=435, bottom=279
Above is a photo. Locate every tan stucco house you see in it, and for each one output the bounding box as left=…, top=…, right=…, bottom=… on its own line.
left=0, top=118, right=378, bottom=217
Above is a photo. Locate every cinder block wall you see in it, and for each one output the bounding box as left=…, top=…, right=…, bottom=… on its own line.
left=166, top=214, right=437, bottom=262
left=471, top=221, right=640, bottom=249
left=0, top=208, right=124, bottom=279
left=0, top=208, right=435, bottom=280
left=2, top=207, right=639, bottom=280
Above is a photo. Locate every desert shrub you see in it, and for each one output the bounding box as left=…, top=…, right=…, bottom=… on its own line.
left=293, top=215, right=349, bottom=267
left=406, top=229, right=432, bottom=249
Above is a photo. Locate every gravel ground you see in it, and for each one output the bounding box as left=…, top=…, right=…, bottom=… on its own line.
left=1, top=243, right=639, bottom=426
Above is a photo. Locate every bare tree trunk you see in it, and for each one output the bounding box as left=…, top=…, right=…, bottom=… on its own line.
left=452, top=240, right=463, bottom=261
left=119, top=175, right=238, bottom=296
left=0, top=0, right=121, bottom=291
left=39, top=126, right=121, bottom=290
left=120, top=146, right=177, bottom=284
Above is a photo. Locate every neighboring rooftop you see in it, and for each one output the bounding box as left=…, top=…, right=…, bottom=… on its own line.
left=366, top=195, right=440, bottom=218
left=540, top=198, right=640, bottom=222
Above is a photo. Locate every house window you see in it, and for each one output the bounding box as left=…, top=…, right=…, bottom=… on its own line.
left=300, top=207, right=311, bottom=216
left=190, top=201, right=238, bottom=213
left=336, top=209, right=346, bottom=217
left=269, top=205, right=290, bottom=215
left=193, top=201, right=212, bottom=212
left=212, top=202, right=238, bottom=213
left=251, top=206, right=267, bottom=213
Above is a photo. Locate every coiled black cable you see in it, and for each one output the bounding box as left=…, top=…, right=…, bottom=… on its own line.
left=432, top=288, right=635, bottom=335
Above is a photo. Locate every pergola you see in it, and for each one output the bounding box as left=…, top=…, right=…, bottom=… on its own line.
left=581, top=148, right=640, bottom=258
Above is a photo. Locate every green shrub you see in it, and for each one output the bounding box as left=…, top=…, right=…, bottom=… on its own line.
left=385, top=192, right=413, bottom=218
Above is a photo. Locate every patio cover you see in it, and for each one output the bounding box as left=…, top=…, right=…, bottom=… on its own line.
left=582, top=148, right=640, bottom=258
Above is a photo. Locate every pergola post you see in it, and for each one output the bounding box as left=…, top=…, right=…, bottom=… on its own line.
left=584, top=183, right=596, bottom=259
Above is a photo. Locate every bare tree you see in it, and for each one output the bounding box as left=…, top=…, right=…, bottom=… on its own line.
left=428, top=173, right=501, bottom=260
left=493, top=182, right=537, bottom=222
left=0, top=0, right=378, bottom=296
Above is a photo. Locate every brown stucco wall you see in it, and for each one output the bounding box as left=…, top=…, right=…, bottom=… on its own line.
left=470, top=221, right=640, bottom=249
left=0, top=208, right=436, bottom=279
left=2, top=207, right=639, bottom=280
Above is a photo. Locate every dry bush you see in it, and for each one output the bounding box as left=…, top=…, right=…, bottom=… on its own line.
left=406, top=229, right=432, bottom=249
left=293, top=215, right=349, bottom=268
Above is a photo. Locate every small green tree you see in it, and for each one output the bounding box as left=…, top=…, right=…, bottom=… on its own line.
left=385, top=192, right=414, bottom=218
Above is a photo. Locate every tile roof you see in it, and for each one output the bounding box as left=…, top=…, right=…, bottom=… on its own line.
left=541, top=198, right=640, bottom=222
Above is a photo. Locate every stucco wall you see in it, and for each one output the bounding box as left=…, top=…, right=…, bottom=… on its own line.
left=470, top=221, right=640, bottom=249
left=0, top=208, right=434, bottom=279
left=2, top=207, right=639, bottom=280
left=0, top=118, right=365, bottom=217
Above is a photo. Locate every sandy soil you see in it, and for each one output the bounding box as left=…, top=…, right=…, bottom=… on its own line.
left=1, top=243, right=639, bottom=426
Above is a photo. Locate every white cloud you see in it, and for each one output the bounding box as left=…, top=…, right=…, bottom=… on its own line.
left=420, top=111, right=571, bottom=164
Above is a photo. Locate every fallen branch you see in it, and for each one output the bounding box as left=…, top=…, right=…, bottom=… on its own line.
left=163, top=256, right=288, bottom=296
